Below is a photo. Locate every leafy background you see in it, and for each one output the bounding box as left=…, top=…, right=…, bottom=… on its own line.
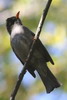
left=0, top=0, right=67, bottom=100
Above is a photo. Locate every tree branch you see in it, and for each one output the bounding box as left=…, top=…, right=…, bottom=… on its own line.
left=10, top=0, right=52, bottom=100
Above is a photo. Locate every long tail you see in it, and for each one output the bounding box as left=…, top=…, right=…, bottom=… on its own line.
left=36, top=63, right=60, bottom=93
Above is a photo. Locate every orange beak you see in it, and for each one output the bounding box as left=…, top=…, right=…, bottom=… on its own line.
left=16, top=11, right=20, bottom=19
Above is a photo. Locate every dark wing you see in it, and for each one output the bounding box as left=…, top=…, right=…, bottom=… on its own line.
left=11, top=45, right=36, bottom=78
left=36, top=39, right=54, bottom=65
left=12, top=46, right=24, bottom=65
left=23, top=26, right=54, bottom=65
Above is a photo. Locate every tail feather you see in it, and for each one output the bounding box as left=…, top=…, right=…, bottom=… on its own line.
left=36, top=63, right=60, bottom=93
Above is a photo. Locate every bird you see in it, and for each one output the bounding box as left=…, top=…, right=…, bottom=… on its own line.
left=6, top=11, right=60, bottom=93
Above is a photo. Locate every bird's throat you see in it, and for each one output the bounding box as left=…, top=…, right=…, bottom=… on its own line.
left=11, top=24, right=24, bottom=38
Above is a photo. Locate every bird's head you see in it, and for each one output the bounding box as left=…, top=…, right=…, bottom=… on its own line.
left=6, top=11, right=22, bottom=34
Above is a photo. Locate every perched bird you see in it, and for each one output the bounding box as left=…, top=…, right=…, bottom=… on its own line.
left=6, top=12, right=60, bottom=93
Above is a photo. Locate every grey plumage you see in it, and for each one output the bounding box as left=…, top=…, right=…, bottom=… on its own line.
left=6, top=15, right=60, bottom=93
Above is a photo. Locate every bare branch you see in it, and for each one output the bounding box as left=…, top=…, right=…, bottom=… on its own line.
left=10, top=0, right=52, bottom=100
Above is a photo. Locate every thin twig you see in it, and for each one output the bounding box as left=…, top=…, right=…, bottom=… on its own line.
left=10, top=0, right=52, bottom=100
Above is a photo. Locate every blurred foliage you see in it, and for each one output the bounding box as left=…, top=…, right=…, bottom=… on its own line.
left=0, top=0, right=67, bottom=100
